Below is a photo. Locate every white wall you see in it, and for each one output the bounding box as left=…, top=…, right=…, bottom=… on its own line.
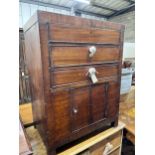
left=19, top=2, right=106, bottom=28
left=108, top=11, right=135, bottom=59
left=123, top=43, right=135, bottom=59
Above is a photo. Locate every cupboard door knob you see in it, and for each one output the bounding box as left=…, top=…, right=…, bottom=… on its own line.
left=89, top=46, right=96, bottom=57
left=73, top=108, right=78, bottom=114
left=103, top=142, right=114, bottom=155
left=87, top=67, right=98, bottom=84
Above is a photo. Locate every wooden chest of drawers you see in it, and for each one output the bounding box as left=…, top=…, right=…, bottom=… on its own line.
left=24, top=11, right=125, bottom=155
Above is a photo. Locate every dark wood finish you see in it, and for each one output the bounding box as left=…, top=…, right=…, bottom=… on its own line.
left=19, top=119, right=33, bottom=155
left=51, top=64, right=118, bottom=87
left=49, top=24, right=120, bottom=44
left=51, top=46, right=120, bottom=67
left=24, top=11, right=124, bottom=155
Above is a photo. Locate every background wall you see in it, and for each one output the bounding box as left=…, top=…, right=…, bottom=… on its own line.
left=108, top=11, right=135, bottom=59
left=109, top=11, right=135, bottom=43
left=19, top=2, right=106, bottom=28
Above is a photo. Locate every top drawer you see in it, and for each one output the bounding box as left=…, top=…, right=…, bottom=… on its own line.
left=49, top=24, right=120, bottom=44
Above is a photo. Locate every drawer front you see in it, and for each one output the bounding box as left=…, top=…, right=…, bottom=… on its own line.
left=50, top=65, right=118, bottom=90
left=51, top=46, right=120, bottom=67
left=89, top=131, right=122, bottom=155
left=109, top=148, right=120, bottom=155
left=49, top=25, right=120, bottom=44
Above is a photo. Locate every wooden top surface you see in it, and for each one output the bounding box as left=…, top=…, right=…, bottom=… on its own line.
left=19, top=103, right=33, bottom=125
left=19, top=119, right=32, bottom=155
left=58, top=121, right=125, bottom=155
left=24, top=10, right=125, bottom=32
left=119, top=86, right=135, bottom=136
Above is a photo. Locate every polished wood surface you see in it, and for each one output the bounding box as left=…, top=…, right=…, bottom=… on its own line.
left=49, top=24, right=120, bottom=44
left=52, top=65, right=118, bottom=87
left=51, top=46, right=120, bottom=67
left=19, top=119, right=32, bottom=155
left=19, top=103, right=33, bottom=125
left=24, top=11, right=124, bottom=154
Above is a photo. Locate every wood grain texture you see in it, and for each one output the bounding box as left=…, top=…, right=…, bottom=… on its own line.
left=23, top=11, right=124, bottom=154
left=49, top=25, right=120, bottom=44
left=24, top=18, right=47, bottom=147
left=119, top=86, right=135, bottom=144
left=51, top=46, right=120, bottom=67
left=52, top=65, right=118, bottom=86
left=19, top=103, right=33, bottom=125
left=37, top=11, right=124, bottom=31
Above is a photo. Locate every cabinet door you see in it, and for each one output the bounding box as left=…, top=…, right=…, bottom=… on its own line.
left=71, top=87, right=90, bottom=132
left=91, top=84, right=107, bottom=122
left=70, top=81, right=119, bottom=132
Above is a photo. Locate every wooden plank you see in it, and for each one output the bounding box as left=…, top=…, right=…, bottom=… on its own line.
left=19, top=103, right=33, bottom=125
left=58, top=122, right=125, bottom=155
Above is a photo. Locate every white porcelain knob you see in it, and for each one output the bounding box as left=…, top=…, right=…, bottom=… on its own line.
left=88, top=67, right=98, bottom=84
left=89, top=46, right=96, bottom=57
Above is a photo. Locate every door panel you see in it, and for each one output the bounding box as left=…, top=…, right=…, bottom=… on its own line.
left=71, top=87, right=90, bottom=132
left=91, top=84, right=106, bottom=122
left=56, top=81, right=119, bottom=134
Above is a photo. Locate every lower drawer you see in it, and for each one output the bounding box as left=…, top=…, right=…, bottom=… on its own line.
left=89, top=131, right=122, bottom=155
left=108, top=148, right=120, bottom=155
left=50, top=64, right=119, bottom=90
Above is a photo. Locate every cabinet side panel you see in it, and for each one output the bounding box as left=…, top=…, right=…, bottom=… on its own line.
left=39, top=23, right=55, bottom=148
left=24, top=22, right=47, bottom=143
